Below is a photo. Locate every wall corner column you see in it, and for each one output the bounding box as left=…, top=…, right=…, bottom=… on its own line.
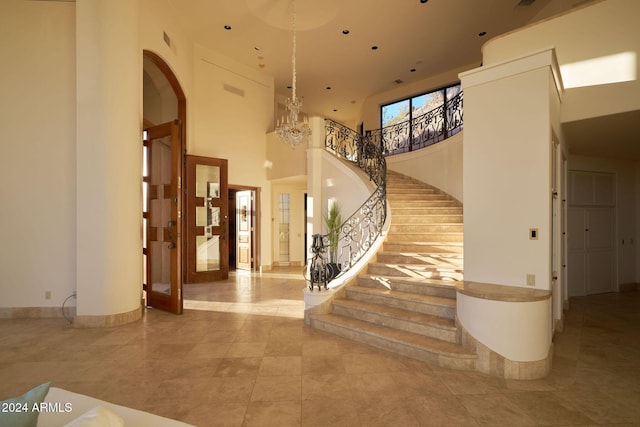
left=75, top=0, right=142, bottom=326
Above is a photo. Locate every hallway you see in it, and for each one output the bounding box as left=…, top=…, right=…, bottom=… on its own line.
left=0, top=270, right=639, bottom=426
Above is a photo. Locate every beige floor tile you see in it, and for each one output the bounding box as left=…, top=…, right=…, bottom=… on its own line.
left=250, top=375, right=301, bottom=402
left=214, top=357, right=262, bottom=377
left=505, top=391, right=594, bottom=425
left=243, top=401, right=301, bottom=427
left=404, top=395, right=478, bottom=426
left=301, top=373, right=353, bottom=400
left=258, top=355, right=302, bottom=376
left=0, top=269, right=637, bottom=426
left=457, top=393, right=537, bottom=426
left=302, top=398, right=361, bottom=427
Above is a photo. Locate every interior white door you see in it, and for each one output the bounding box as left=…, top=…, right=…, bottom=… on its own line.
left=585, top=207, right=615, bottom=294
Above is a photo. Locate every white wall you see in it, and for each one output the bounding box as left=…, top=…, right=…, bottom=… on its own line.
left=75, top=0, right=142, bottom=318
left=266, top=131, right=307, bottom=181
left=191, top=44, right=275, bottom=268
left=0, top=1, right=76, bottom=309
left=386, top=133, right=463, bottom=201
left=568, top=155, right=638, bottom=286
left=482, top=0, right=640, bottom=123
left=139, top=0, right=194, bottom=141
left=461, top=50, right=558, bottom=290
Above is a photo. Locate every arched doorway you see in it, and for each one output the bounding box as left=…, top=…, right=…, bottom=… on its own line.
left=142, top=50, right=186, bottom=314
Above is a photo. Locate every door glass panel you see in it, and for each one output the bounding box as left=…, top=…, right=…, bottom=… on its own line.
left=279, top=193, right=290, bottom=263
left=195, top=164, right=221, bottom=272
left=149, top=136, right=172, bottom=295
left=196, top=235, right=220, bottom=272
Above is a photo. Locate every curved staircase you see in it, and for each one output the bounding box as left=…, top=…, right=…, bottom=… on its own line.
left=308, top=171, right=477, bottom=370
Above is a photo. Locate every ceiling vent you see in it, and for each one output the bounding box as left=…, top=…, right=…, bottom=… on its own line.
left=223, top=84, right=245, bottom=97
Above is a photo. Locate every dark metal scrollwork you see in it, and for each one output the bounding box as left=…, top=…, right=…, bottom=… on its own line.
left=367, top=91, right=464, bottom=156
left=305, top=120, right=387, bottom=290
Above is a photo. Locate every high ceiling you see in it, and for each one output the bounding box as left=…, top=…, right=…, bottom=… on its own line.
left=164, top=0, right=639, bottom=161
left=166, top=0, right=587, bottom=125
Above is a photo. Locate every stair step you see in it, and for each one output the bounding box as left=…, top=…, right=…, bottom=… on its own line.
left=383, top=241, right=463, bottom=254
left=386, top=232, right=463, bottom=243
left=392, top=207, right=463, bottom=215
left=387, top=187, right=438, bottom=194
left=375, top=252, right=463, bottom=267
left=309, top=313, right=476, bottom=370
left=357, top=274, right=457, bottom=298
left=366, top=263, right=464, bottom=281
left=332, top=299, right=458, bottom=342
left=390, top=200, right=461, bottom=208
left=389, top=223, right=463, bottom=233
left=346, top=285, right=456, bottom=319
left=390, top=215, right=463, bottom=224
left=387, top=193, right=450, bottom=201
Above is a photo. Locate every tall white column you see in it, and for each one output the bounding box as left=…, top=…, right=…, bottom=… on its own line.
left=75, top=0, right=142, bottom=326
left=306, top=117, right=326, bottom=240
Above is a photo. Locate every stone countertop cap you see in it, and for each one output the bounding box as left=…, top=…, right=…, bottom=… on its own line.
left=455, top=281, right=551, bottom=302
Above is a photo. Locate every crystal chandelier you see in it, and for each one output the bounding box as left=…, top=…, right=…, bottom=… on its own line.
left=276, top=0, right=311, bottom=148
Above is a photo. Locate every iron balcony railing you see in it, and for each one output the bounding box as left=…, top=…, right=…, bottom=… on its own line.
left=306, top=120, right=387, bottom=290
left=368, top=91, right=463, bottom=156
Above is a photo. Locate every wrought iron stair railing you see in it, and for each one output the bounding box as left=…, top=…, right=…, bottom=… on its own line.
left=306, top=92, right=463, bottom=290
left=367, top=91, right=463, bottom=156
left=306, top=120, right=387, bottom=290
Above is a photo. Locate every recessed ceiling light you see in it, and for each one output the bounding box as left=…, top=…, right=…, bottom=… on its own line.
left=342, top=30, right=350, bottom=35
left=333, top=109, right=338, bottom=112
left=326, top=87, right=332, bottom=90
left=478, top=31, right=487, bottom=36
left=371, top=45, right=379, bottom=50
left=254, top=47, right=261, bottom=51
left=410, top=68, right=416, bottom=72
left=224, top=25, right=232, bottom=30
left=420, top=0, right=429, bottom=3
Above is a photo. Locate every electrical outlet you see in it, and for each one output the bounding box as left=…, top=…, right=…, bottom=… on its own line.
left=526, top=274, right=536, bottom=286
left=45, top=291, right=51, bottom=300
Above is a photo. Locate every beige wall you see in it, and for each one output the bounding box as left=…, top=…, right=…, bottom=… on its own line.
left=191, top=44, right=275, bottom=268
left=482, top=0, right=640, bottom=123
left=0, top=1, right=76, bottom=309
left=461, top=51, right=557, bottom=290
left=386, top=133, right=463, bottom=201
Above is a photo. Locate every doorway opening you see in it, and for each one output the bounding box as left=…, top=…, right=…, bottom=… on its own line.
left=228, top=186, right=260, bottom=271
left=142, top=50, right=186, bottom=313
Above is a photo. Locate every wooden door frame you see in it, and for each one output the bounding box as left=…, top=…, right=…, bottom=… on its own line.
left=185, top=155, right=230, bottom=283
left=144, top=121, right=183, bottom=314
left=230, top=185, right=261, bottom=271
left=143, top=50, right=188, bottom=289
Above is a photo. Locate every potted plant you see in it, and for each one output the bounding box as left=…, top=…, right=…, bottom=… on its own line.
left=324, top=202, right=342, bottom=277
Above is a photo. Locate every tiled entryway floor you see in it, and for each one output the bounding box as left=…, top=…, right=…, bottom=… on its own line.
left=1, top=269, right=639, bottom=426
